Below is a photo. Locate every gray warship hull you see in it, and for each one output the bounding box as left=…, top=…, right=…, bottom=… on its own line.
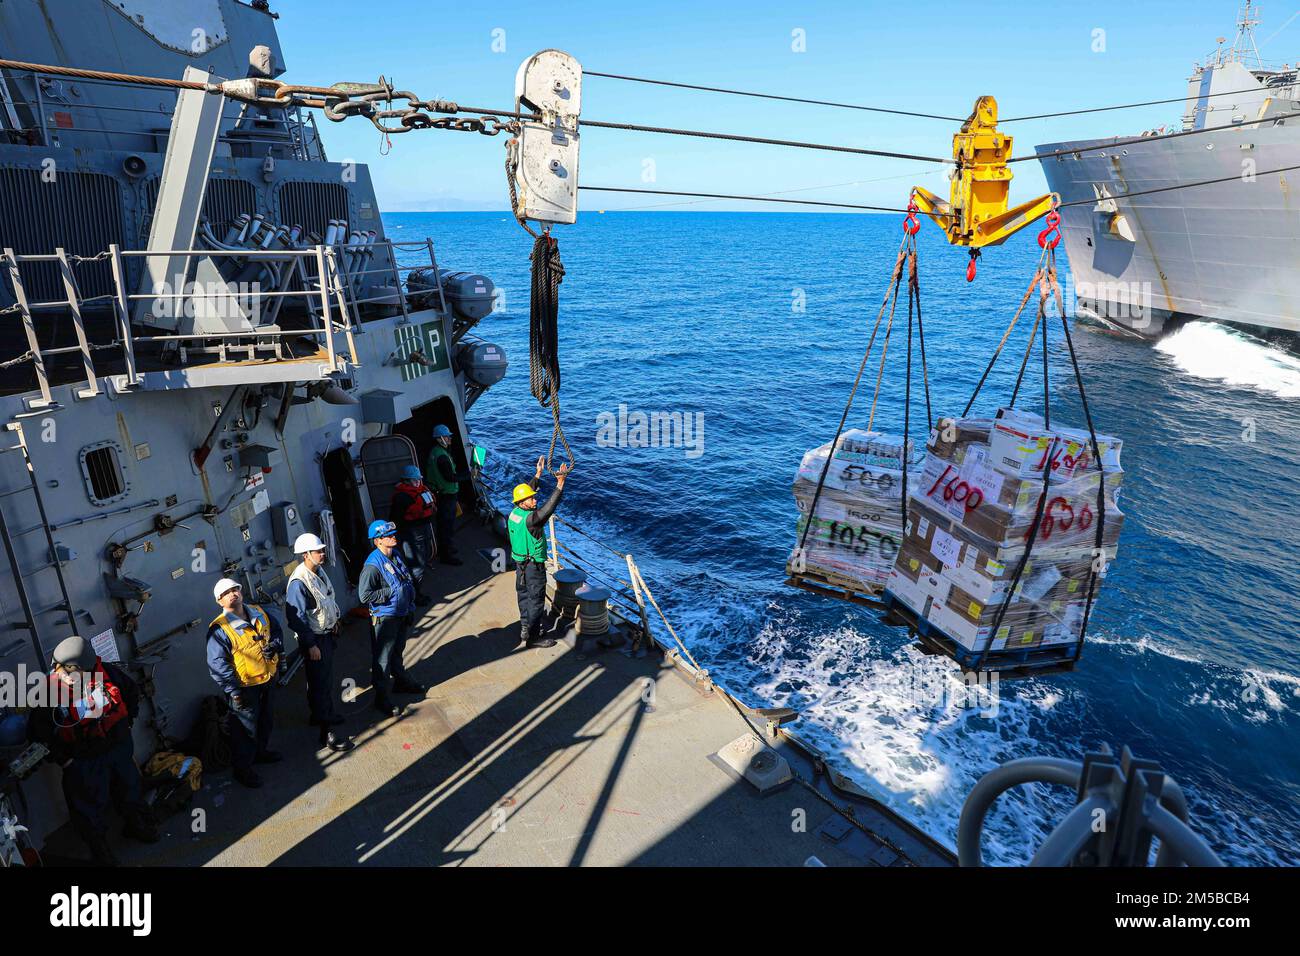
left=1035, top=28, right=1299, bottom=341
left=0, top=0, right=963, bottom=867
left=1036, top=124, right=1300, bottom=338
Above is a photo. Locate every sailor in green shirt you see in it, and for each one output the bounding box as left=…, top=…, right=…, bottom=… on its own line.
left=509, top=459, right=570, bottom=649
left=424, top=424, right=470, bottom=566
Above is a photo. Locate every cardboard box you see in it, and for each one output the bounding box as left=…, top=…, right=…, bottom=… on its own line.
left=886, top=408, right=1126, bottom=662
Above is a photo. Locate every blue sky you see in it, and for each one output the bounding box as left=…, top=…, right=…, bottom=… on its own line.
left=276, top=0, right=1299, bottom=211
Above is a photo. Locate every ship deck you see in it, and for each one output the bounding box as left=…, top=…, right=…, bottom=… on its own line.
left=46, top=522, right=954, bottom=867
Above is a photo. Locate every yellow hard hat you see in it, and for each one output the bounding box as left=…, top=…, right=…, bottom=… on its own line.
left=512, top=483, right=537, bottom=504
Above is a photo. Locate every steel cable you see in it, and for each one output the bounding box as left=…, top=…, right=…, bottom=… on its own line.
left=583, top=70, right=966, bottom=121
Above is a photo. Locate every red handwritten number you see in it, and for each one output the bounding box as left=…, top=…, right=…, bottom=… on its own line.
left=928, top=464, right=983, bottom=513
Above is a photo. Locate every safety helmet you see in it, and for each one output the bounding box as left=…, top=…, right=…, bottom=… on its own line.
left=431, top=424, right=452, bottom=438
left=512, top=483, right=537, bottom=504
left=401, top=464, right=422, bottom=482
left=213, top=577, right=242, bottom=602
left=293, top=532, right=327, bottom=554
left=368, top=519, right=398, bottom=539
left=51, top=635, right=96, bottom=671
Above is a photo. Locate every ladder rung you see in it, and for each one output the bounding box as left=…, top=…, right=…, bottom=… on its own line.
left=33, top=601, right=69, bottom=616
left=0, top=487, right=34, bottom=499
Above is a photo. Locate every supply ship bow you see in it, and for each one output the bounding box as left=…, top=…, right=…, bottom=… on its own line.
left=1035, top=5, right=1299, bottom=339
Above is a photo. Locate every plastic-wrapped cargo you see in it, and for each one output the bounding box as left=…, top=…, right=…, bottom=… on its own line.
left=884, top=407, right=1124, bottom=669
left=788, top=430, right=925, bottom=594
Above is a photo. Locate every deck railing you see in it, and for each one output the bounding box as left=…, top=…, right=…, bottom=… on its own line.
left=0, top=237, right=445, bottom=405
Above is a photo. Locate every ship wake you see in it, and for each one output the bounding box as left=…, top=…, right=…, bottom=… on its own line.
left=1156, top=321, right=1300, bottom=398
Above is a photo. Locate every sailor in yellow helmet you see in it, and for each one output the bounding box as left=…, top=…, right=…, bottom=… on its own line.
left=508, top=457, right=571, bottom=649
left=205, top=577, right=284, bottom=789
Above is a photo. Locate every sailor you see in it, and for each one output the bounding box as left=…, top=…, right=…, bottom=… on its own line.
left=285, top=533, right=354, bottom=753
left=206, top=578, right=284, bottom=789
left=358, top=520, right=426, bottom=717
left=389, top=463, right=436, bottom=604
left=509, top=459, right=571, bottom=649
left=424, top=424, right=470, bottom=567
left=26, top=636, right=158, bottom=866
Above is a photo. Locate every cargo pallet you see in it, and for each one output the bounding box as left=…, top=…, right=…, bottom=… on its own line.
left=879, top=591, right=1079, bottom=679
left=786, top=566, right=887, bottom=610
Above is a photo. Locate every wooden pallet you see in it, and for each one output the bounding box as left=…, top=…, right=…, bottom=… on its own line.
left=786, top=567, right=887, bottom=610
left=879, top=591, right=1079, bottom=679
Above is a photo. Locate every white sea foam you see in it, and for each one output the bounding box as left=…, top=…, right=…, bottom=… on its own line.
left=1155, top=321, right=1300, bottom=398
left=675, top=599, right=1295, bottom=866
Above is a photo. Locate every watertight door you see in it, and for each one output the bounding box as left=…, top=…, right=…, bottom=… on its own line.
left=359, top=435, right=418, bottom=523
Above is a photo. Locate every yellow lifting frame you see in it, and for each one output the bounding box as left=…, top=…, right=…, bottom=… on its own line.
left=912, top=96, right=1056, bottom=248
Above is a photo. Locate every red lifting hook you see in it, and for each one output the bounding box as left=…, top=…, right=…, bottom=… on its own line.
left=965, top=249, right=980, bottom=283
left=903, top=198, right=920, bottom=236
left=1037, top=208, right=1062, bottom=250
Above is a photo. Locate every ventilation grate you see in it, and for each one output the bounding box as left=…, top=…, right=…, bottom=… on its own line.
left=0, top=167, right=123, bottom=303
left=79, top=442, right=129, bottom=506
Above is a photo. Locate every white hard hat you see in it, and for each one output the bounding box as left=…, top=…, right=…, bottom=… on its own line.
left=293, top=532, right=327, bottom=554
left=213, top=577, right=242, bottom=602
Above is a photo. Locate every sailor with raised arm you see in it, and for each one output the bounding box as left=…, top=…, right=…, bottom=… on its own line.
left=509, top=458, right=571, bottom=649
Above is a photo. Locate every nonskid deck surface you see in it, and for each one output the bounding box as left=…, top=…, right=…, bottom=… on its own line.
left=51, top=522, right=916, bottom=867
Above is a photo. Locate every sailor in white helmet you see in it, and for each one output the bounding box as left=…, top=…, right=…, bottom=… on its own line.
left=206, top=577, right=284, bottom=788
left=285, top=533, right=353, bottom=752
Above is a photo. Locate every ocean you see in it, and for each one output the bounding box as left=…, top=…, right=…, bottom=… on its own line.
left=389, top=210, right=1300, bottom=867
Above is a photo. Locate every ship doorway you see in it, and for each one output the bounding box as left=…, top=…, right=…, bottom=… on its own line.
left=394, top=396, right=471, bottom=510
left=321, top=447, right=369, bottom=583
left=358, top=434, right=419, bottom=526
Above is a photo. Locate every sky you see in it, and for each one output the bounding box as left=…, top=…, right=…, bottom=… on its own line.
left=273, top=0, right=1300, bottom=212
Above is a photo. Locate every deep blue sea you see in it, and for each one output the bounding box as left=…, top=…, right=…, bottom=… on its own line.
left=389, top=211, right=1299, bottom=866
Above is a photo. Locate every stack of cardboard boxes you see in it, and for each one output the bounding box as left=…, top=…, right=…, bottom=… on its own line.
left=789, top=430, right=924, bottom=593
left=885, top=408, right=1124, bottom=659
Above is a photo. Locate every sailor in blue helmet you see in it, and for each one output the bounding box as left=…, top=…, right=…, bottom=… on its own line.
left=358, top=519, right=426, bottom=716
left=389, top=463, right=436, bottom=604
left=424, top=424, right=470, bottom=566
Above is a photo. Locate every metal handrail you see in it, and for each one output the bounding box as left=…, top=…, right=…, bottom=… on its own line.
left=1, top=233, right=441, bottom=399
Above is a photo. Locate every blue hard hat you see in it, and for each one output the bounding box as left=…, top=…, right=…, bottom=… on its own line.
left=368, top=519, right=398, bottom=539
left=401, top=464, right=422, bottom=481
left=431, top=424, right=452, bottom=438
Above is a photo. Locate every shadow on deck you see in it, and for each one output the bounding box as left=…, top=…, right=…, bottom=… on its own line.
left=48, top=521, right=951, bottom=867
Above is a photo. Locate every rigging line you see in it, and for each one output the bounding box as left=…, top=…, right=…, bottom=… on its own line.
left=1055, top=163, right=1300, bottom=204
left=592, top=167, right=948, bottom=212
left=579, top=186, right=951, bottom=214
left=582, top=70, right=966, bottom=122
left=1001, top=78, right=1300, bottom=122
left=795, top=237, right=909, bottom=555
left=1014, top=114, right=1295, bottom=163
left=577, top=118, right=952, bottom=164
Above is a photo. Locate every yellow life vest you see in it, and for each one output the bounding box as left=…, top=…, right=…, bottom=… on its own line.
left=211, top=604, right=278, bottom=687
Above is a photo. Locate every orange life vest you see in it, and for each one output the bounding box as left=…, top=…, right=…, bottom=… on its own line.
left=394, top=480, right=435, bottom=522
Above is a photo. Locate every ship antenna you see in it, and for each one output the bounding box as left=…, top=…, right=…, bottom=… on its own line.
left=1231, top=1, right=1264, bottom=65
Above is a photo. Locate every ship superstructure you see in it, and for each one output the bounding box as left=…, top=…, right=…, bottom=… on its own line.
left=0, top=0, right=507, bottom=846
left=1035, top=4, right=1299, bottom=338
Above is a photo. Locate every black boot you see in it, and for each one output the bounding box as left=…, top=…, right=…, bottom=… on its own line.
left=233, top=767, right=263, bottom=789
left=86, top=834, right=120, bottom=866
left=122, top=810, right=159, bottom=844
left=319, top=729, right=355, bottom=752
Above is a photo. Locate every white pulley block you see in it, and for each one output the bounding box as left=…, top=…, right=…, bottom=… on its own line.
left=512, top=49, right=582, bottom=225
